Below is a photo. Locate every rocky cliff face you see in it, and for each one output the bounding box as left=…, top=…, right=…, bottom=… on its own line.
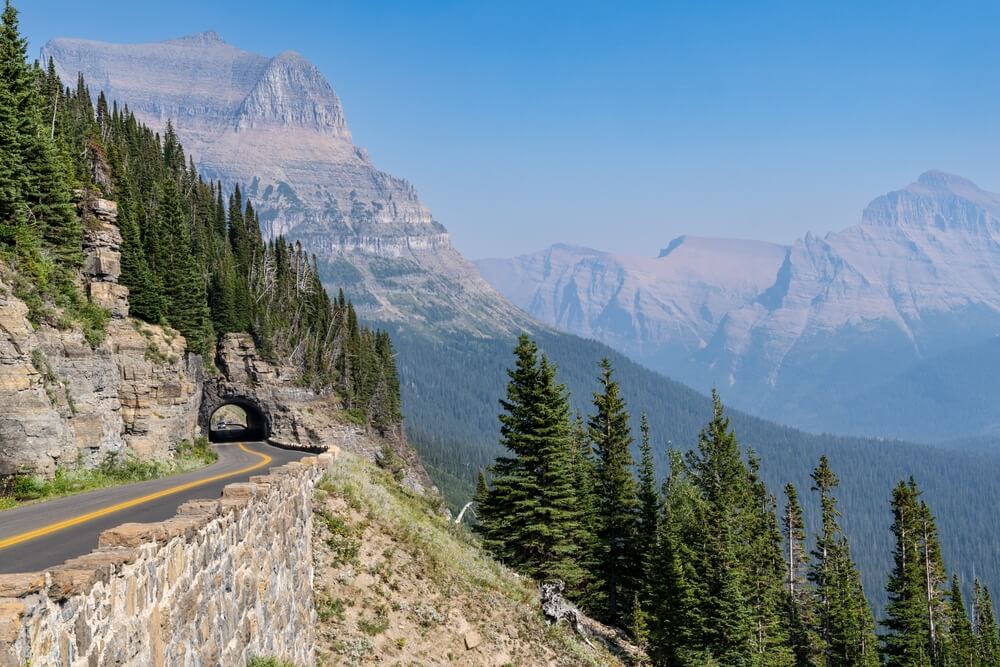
left=0, top=193, right=432, bottom=488
left=205, top=333, right=434, bottom=494
left=42, top=33, right=533, bottom=336
left=0, top=196, right=201, bottom=476
left=478, top=172, right=1000, bottom=438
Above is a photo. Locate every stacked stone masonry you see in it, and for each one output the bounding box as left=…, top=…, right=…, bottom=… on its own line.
left=0, top=450, right=338, bottom=666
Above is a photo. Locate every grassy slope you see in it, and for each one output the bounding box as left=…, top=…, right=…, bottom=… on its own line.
left=312, top=452, right=643, bottom=666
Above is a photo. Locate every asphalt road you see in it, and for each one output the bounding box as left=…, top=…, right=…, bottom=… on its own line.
left=0, top=441, right=305, bottom=573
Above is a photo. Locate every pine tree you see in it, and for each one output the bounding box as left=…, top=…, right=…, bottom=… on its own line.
left=782, top=483, right=821, bottom=665
left=882, top=479, right=952, bottom=667
left=943, top=574, right=976, bottom=667
left=0, top=0, right=79, bottom=265
left=648, top=448, right=709, bottom=666
left=0, top=0, right=80, bottom=268
left=157, top=178, right=213, bottom=354
left=569, top=412, right=601, bottom=606
left=110, top=153, right=163, bottom=321
left=809, top=456, right=879, bottom=667
left=976, top=582, right=1000, bottom=667
left=747, top=452, right=795, bottom=666
left=686, top=390, right=755, bottom=665
left=589, top=358, right=640, bottom=627
left=636, top=412, right=659, bottom=583
left=477, top=336, right=584, bottom=587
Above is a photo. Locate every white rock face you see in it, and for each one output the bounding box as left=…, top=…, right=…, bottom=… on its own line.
left=43, top=33, right=530, bottom=335
left=478, top=172, right=1000, bottom=434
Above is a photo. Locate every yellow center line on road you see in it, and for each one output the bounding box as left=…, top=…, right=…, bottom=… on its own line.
left=0, top=442, right=272, bottom=551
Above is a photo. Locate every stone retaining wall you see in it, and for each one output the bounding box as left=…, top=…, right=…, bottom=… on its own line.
left=0, top=450, right=338, bottom=666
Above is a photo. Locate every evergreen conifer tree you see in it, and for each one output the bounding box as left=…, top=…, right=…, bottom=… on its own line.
left=943, top=574, right=976, bottom=667
left=636, top=413, right=659, bottom=583
left=747, top=452, right=795, bottom=666
left=976, top=582, right=1000, bottom=667
left=477, top=336, right=584, bottom=587
left=589, top=358, right=640, bottom=627
left=0, top=0, right=79, bottom=266
left=883, top=478, right=951, bottom=667
left=782, top=483, right=821, bottom=665
left=648, top=448, right=708, bottom=666
left=685, top=390, right=755, bottom=664
left=809, top=456, right=880, bottom=667
left=157, top=179, right=213, bottom=354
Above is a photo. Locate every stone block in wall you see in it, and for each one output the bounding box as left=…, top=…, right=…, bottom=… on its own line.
left=88, top=281, right=130, bottom=319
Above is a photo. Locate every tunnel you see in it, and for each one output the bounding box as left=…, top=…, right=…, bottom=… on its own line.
left=206, top=397, right=269, bottom=443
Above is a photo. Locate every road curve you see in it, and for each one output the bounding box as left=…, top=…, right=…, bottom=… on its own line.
left=0, top=441, right=306, bottom=574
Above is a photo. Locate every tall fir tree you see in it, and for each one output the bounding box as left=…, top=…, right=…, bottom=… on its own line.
left=0, top=0, right=80, bottom=266
left=747, top=452, right=795, bottom=666
left=476, top=336, right=584, bottom=587
left=156, top=178, right=213, bottom=355
left=782, top=483, right=821, bottom=666
left=883, top=478, right=950, bottom=667
left=942, top=574, right=976, bottom=667
left=648, top=448, right=709, bottom=666
left=976, top=582, right=1000, bottom=667
left=809, top=456, right=880, bottom=667
left=589, top=358, right=640, bottom=628
left=636, top=413, right=659, bottom=583
left=685, top=390, right=755, bottom=665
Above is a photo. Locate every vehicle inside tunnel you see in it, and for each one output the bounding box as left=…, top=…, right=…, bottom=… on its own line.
left=207, top=399, right=269, bottom=443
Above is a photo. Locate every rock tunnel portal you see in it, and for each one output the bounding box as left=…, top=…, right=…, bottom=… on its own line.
left=205, top=397, right=270, bottom=443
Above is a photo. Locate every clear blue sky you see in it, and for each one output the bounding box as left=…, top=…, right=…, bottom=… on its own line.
left=20, top=1, right=1000, bottom=259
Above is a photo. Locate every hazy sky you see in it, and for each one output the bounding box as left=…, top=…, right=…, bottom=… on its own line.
left=20, top=1, right=1000, bottom=259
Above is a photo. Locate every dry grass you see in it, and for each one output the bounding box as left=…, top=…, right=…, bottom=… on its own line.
left=311, top=452, right=635, bottom=667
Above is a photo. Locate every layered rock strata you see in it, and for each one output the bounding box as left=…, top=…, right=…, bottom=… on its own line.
left=43, top=34, right=536, bottom=336
left=0, top=196, right=200, bottom=476
left=205, top=333, right=433, bottom=494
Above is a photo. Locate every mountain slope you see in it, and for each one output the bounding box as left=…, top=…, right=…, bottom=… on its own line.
left=479, top=172, right=1000, bottom=440
left=45, top=32, right=1000, bottom=609
left=388, top=325, right=1000, bottom=612
left=43, top=33, right=533, bottom=337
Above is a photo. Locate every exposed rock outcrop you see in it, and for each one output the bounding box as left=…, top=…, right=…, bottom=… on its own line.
left=43, top=33, right=538, bottom=337
left=0, top=196, right=201, bottom=476
left=204, top=333, right=434, bottom=494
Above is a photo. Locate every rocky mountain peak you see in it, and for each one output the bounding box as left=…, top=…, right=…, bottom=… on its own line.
left=161, top=31, right=227, bottom=46
left=860, top=170, right=1000, bottom=231
left=235, top=49, right=350, bottom=138
left=915, top=169, right=982, bottom=193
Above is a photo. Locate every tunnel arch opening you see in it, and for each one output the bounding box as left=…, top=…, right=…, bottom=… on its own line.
left=207, top=397, right=269, bottom=443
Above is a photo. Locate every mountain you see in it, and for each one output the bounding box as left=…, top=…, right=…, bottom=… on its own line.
left=42, top=33, right=531, bottom=336
left=478, top=171, right=1000, bottom=441
left=44, top=33, right=1000, bottom=606
left=476, top=237, right=789, bottom=384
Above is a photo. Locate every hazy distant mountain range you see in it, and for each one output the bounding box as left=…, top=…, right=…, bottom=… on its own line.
left=478, top=171, right=1000, bottom=442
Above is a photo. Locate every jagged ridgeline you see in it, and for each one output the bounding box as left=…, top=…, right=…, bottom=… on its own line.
left=0, top=2, right=400, bottom=432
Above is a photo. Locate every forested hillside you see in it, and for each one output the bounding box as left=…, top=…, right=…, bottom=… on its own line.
left=477, top=335, right=998, bottom=664
left=0, top=0, right=400, bottom=432
left=393, top=327, right=1000, bottom=613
